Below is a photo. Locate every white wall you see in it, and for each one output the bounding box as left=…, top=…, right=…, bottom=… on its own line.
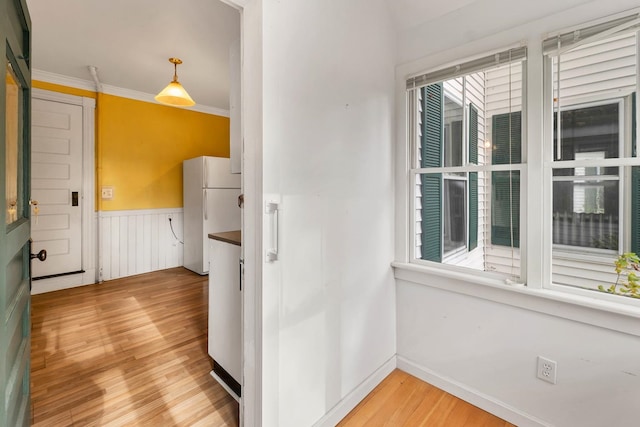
left=397, top=278, right=640, bottom=426
left=256, top=0, right=397, bottom=425
left=394, top=1, right=640, bottom=426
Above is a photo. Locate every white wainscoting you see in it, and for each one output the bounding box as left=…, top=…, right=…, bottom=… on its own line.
left=99, top=208, right=184, bottom=281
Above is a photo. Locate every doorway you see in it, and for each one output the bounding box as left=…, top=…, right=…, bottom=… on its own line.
left=30, top=89, right=96, bottom=294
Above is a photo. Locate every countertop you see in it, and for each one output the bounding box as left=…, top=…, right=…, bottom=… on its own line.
left=208, top=230, right=241, bottom=246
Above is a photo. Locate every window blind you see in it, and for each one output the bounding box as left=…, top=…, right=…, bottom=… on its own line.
left=542, top=13, right=640, bottom=55
left=406, top=46, right=527, bottom=91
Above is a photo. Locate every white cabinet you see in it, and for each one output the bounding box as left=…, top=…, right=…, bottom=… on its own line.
left=208, top=233, right=242, bottom=399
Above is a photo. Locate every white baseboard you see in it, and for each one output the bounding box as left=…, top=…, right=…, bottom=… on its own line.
left=396, top=356, right=551, bottom=427
left=313, top=355, right=397, bottom=427
left=31, top=269, right=97, bottom=295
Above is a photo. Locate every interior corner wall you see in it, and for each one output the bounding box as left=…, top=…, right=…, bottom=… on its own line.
left=258, top=0, right=397, bottom=425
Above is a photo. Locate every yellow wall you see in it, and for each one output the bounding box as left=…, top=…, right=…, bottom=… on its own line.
left=98, top=94, right=229, bottom=210
left=32, top=81, right=230, bottom=211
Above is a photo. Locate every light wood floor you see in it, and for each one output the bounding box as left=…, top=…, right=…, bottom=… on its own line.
left=31, top=267, right=238, bottom=427
left=339, top=369, right=515, bottom=426
left=32, top=268, right=513, bottom=426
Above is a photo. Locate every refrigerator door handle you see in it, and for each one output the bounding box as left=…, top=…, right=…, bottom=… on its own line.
left=204, top=190, right=208, bottom=221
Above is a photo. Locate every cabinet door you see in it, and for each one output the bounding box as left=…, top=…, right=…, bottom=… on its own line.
left=208, top=239, right=242, bottom=383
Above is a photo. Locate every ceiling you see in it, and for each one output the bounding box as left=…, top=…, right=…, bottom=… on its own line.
left=387, top=0, right=479, bottom=31
left=26, top=0, right=241, bottom=111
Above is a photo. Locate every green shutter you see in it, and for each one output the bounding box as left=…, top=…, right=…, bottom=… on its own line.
left=632, top=167, right=639, bottom=254
left=632, top=93, right=639, bottom=254
left=492, top=171, right=520, bottom=247
left=421, top=84, right=443, bottom=168
left=491, top=111, right=521, bottom=247
left=469, top=104, right=478, bottom=165
left=632, top=92, right=636, bottom=157
left=468, top=103, right=478, bottom=250
left=469, top=173, right=478, bottom=250
left=420, top=84, right=443, bottom=262
left=492, top=112, right=521, bottom=165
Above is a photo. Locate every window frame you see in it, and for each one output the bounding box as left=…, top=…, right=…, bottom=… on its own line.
left=395, top=9, right=640, bottom=338
left=550, top=97, right=626, bottom=257
left=542, top=42, right=640, bottom=302
left=408, top=56, right=526, bottom=280
left=442, top=89, right=469, bottom=259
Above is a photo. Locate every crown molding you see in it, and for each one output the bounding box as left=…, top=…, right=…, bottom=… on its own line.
left=33, top=69, right=96, bottom=92
left=32, top=68, right=230, bottom=117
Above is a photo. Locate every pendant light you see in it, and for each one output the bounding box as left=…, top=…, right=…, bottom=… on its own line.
left=155, top=57, right=196, bottom=107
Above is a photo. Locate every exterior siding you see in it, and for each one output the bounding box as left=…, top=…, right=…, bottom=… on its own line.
left=554, top=34, right=636, bottom=104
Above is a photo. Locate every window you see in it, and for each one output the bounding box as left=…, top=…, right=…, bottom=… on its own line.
left=552, top=102, right=621, bottom=252
left=404, top=12, right=640, bottom=304
left=545, top=17, right=639, bottom=295
left=408, top=48, right=525, bottom=277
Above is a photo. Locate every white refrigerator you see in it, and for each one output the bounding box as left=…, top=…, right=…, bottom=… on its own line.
left=183, top=156, right=241, bottom=275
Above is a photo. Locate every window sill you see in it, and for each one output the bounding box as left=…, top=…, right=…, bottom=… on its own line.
left=392, top=261, right=640, bottom=337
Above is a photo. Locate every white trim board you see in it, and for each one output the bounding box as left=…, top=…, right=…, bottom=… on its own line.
left=32, top=69, right=230, bottom=117
left=396, top=356, right=551, bottom=427
left=312, top=356, right=396, bottom=427
left=31, top=270, right=97, bottom=295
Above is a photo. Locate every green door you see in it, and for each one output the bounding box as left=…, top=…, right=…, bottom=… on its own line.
left=1, top=1, right=32, bottom=426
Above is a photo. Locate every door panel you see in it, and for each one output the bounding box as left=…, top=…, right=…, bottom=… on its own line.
left=1, top=1, right=32, bottom=426
left=31, top=98, right=83, bottom=277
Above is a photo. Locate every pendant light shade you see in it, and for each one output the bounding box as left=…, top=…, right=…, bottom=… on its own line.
left=155, top=58, right=195, bottom=107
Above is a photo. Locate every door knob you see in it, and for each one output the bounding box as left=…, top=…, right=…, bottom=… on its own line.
left=30, top=249, right=47, bottom=262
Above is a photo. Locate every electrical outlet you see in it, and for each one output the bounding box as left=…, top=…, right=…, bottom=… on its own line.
left=537, top=356, right=557, bottom=384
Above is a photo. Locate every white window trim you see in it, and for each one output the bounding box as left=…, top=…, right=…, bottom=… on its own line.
left=550, top=98, right=625, bottom=256
left=543, top=50, right=640, bottom=299
left=409, top=64, right=525, bottom=278
left=395, top=13, right=640, bottom=338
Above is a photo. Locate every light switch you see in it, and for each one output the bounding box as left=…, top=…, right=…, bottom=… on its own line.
left=101, top=186, right=114, bottom=200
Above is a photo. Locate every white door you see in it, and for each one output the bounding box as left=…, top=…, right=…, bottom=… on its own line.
left=30, top=98, right=83, bottom=278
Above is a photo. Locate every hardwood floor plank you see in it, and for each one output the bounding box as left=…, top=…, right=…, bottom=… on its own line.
left=31, top=267, right=238, bottom=426
left=338, top=369, right=411, bottom=426
left=33, top=268, right=516, bottom=426
left=339, top=370, right=516, bottom=427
